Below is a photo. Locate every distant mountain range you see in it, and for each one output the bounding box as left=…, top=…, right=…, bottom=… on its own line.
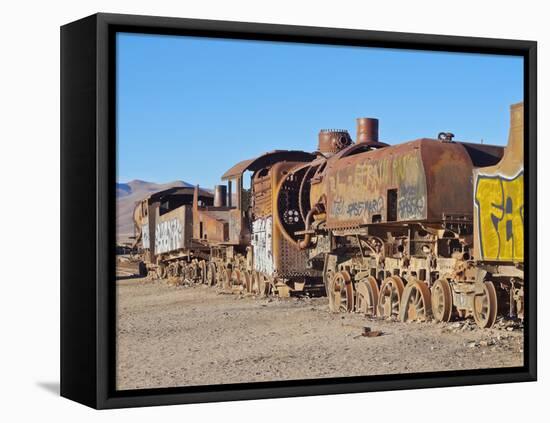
left=116, top=180, right=194, bottom=243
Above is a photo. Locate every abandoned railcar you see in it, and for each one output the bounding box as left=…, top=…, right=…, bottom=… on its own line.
left=290, top=103, right=524, bottom=328
left=133, top=186, right=214, bottom=279
left=131, top=102, right=524, bottom=329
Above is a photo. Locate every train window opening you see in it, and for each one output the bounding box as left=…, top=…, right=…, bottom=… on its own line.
left=226, top=178, right=238, bottom=208
left=242, top=170, right=253, bottom=211
left=199, top=222, right=203, bottom=239
left=159, top=200, right=170, bottom=215
left=243, top=170, right=252, bottom=190
left=387, top=189, right=398, bottom=221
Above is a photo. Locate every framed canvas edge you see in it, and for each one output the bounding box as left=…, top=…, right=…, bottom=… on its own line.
left=61, top=12, right=537, bottom=410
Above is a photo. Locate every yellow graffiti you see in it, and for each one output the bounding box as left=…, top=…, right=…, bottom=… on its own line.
left=475, top=172, right=524, bottom=261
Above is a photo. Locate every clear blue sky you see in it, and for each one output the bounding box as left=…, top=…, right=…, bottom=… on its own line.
left=116, top=32, right=523, bottom=187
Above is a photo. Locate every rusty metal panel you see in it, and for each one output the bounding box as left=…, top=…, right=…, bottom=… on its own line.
left=229, top=209, right=242, bottom=243
left=141, top=223, right=150, bottom=249
left=253, top=171, right=273, bottom=217
left=154, top=206, right=192, bottom=254
left=324, top=142, right=428, bottom=228
left=198, top=210, right=229, bottom=243
left=319, top=138, right=488, bottom=230
left=421, top=140, right=477, bottom=220
left=276, top=234, right=311, bottom=276
left=270, top=161, right=312, bottom=276
left=473, top=102, right=524, bottom=262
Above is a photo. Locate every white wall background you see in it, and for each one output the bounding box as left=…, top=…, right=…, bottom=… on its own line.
left=0, top=0, right=546, bottom=420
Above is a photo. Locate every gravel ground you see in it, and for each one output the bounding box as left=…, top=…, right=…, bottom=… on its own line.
left=116, top=276, right=524, bottom=390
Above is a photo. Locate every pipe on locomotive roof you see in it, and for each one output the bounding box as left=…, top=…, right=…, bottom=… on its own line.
left=214, top=185, right=227, bottom=207
left=317, top=129, right=352, bottom=156
left=356, top=117, right=379, bottom=144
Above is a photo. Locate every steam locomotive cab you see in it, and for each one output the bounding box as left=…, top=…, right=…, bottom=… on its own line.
left=207, top=150, right=317, bottom=295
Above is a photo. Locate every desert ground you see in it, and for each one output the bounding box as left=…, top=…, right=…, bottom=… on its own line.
left=116, top=268, right=524, bottom=390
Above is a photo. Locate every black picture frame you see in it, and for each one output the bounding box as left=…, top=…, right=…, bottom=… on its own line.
left=60, top=12, right=537, bottom=409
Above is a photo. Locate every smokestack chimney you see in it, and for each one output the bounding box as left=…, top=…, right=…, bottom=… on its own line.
left=356, top=118, right=379, bottom=144
left=214, top=185, right=227, bottom=207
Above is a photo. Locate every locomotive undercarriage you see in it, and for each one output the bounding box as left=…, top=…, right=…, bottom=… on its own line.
left=141, top=220, right=523, bottom=329
left=146, top=244, right=324, bottom=299
left=316, top=222, right=524, bottom=329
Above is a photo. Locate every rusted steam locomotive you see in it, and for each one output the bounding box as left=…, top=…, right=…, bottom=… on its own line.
left=133, top=102, right=524, bottom=329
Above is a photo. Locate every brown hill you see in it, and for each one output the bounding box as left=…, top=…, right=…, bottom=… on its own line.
left=116, top=180, right=193, bottom=244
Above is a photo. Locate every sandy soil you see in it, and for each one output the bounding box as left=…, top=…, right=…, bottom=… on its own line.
left=116, top=276, right=524, bottom=390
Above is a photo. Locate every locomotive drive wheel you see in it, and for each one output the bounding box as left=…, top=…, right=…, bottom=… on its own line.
left=377, top=276, right=405, bottom=319
left=250, top=271, right=260, bottom=294
left=199, top=260, right=207, bottom=284
left=206, top=263, right=216, bottom=286
left=156, top=264, right=167, bottom=280
left=257, top=273, right=271, bottom=297
left=191, top=263, right=199, bottom=281
left=219, top=268, right=231, bottom=290
left=355, top=276, right=379, bottom=316
left=431, top=279, right=453, bottom=322
left=329, top=271, right=354, bottom=313
left=243, top=270, right=252, bottom=293
left=473, top=281, right=498, bottom=328
left=230, top=269, right=244, bottom=291
left=183, top=264, right=194, bottom=283
left=399, top=280, right=432, bottom=322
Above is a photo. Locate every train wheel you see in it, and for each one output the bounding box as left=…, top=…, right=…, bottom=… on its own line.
left=230, top=269, right=243, bottom=291
left=355, top=276, right=379, bottom=316
left=166, top=263, right=175, bottom=278
left=198, top=260, right=206, bottom=284
left=249, top=271, right=259, bottom=294
left=218, top=268, right=231, bottom=290
left=473, top=281, right=498, bottom=328
left=215, top=267, right=223, bottom=286
left=324, top=269, right=335, bottom=297
left=206, top=263, right=216, bottom=286
left=191, top=262, right=200, bottom=282
left=156, top=264, right=167, bottom=280
left=181, top=263, right=189, bottom=281
left=243, top=270, right=252, bottom=293
left=183, top=264, right=193, bottom=282
left=431, top=279, right=453, bottom=323
left=329, top=271, right=354, bottom=313
left=399, top=280, right=432, bottom=322
left=377, top=276, right=405, bottom=319
left=258, top=273, right=270, bottom=297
